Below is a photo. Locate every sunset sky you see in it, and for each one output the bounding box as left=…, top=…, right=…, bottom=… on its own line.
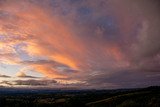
left=0, top=0, right=160, bottom=89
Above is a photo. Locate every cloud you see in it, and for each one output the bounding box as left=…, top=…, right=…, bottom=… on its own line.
left=16, top=71, right=39, bottom=78
left=0, top=74, right=10, bottom=78
left=0, top=0, right=159, bottom=88
left=14, top=79, right=57, bottom=86
left=0, top=53, right=20, bottom=65
left=20, top=59, right=79, bottom=79
left=0, top=80, right=13, bottom=86
left=0, top=79, right=57, bottom=86
left=86, top=69, right=160, bottom=89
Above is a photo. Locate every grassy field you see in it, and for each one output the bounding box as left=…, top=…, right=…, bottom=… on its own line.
left=0, top=86, right=159, bottom=107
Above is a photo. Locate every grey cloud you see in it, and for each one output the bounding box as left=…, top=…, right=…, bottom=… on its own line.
left=0, top=74, right=11, bottom=78
left=17, top=75, right=39, bottom=79
left=0, top=80, right=12, bottom=86
left=86, top=69, right=160, bottom=89
left=14, top=79, right=57, bottom=86
left=16, top=71, right=40, bottom=78
left=0, top=79, right=57, bottom=86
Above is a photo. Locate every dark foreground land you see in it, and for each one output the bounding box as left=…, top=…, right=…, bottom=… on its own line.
left=0, top=86, right=160, bottom=107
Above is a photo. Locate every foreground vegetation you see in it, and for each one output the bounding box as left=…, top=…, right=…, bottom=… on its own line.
left=0, top=86, right=159, bottom=107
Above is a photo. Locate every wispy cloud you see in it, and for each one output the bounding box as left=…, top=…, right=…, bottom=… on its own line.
left=16, top=72, right=39, bottom=78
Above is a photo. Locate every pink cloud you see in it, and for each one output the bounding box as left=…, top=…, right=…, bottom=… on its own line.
left=0, top=0, right=159, bottom=88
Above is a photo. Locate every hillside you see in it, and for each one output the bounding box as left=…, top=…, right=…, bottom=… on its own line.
left=0, top=86, right=159, bottom=107
left=86, top=86, right=160, bottom=107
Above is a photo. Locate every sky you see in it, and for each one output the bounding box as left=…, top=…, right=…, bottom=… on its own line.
left=0, top=0, right=160, bottom=89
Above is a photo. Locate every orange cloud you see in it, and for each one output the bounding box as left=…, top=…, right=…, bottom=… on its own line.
left=16, top=72, right=26, bottom=77
left=0, top=0, right=127, bottom=82
left=51, top=54, right=78, bottom=70
left=32, top=65, right=67, bottom=79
